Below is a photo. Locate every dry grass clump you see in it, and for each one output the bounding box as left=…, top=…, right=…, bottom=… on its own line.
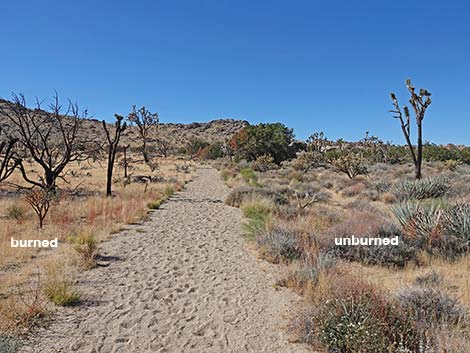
left=43, top=260, right=80, bottom=306
left=278, top=252, right=337, bottom=294
left=340, top=182, right=367, bottom=197
left=69, top=231, right=98, bottom=269
left=240, top=197, right=275, bottom=219
left=256, top=225, right=303, bottom=263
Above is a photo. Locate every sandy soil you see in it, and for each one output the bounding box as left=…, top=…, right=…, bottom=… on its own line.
left=21, top=167, right=309, bottom=353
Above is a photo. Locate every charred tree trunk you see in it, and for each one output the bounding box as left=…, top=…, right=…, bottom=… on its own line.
left=102, top=116, right=126, bottom=196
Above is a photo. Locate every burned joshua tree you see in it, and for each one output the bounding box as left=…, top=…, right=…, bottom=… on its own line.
left=390, top=79, right=432, bottom=179
left=102, top=115, right=127, bottom=196
left=0, top=126, right=20, bottom=183
left=127, top=105, right=159, bottom=170
left=0, top=93, right=98, bottom=189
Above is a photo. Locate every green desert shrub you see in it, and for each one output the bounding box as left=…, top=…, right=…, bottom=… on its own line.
left=392, top=176, right=450, bottom=201
left=396, top=287, right=467, bottom=328
left=44, top=279, right=80, bottom=306
left=6, top=204, right=26, bottom=222
left=70, top=232, right=98, bottom=269
left=148, top=198, right=165, bottom=209
left=243, top=214, right=270, bottom=240
left=331, top=152, right=368, bottom=179
left=229, top=123, right=298, bottom=164
left=256, top=226, right=302, bottom=263
left=164, top=186, right=175, bottom=197
left=240, top=168, right=259, bottom=186
left=240, top=198, right=274, bottom=219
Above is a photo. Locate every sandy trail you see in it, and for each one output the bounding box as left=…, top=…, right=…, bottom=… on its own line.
left=22, top=167, right=309, bottom=353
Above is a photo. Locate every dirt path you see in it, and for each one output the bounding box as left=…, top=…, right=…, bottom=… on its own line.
left=22, top=167, right=309, bottom=353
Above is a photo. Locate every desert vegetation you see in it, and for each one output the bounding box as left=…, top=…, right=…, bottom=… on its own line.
left=0, top=80, right=468, bottom=352
left=218, top=82, right=470, bottom=352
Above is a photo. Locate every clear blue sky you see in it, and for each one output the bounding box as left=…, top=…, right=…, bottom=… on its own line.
left=1, top=0, right=469, bottom=144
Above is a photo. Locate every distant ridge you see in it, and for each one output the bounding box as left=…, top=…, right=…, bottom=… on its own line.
left=0, top=99, right=248, bottom=153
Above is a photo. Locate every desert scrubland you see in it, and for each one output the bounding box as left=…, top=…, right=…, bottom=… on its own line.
left=0, top=84, right=469, bottom=353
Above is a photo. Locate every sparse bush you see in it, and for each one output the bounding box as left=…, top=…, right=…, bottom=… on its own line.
left=392, top=176, right=450, bottom=201
left=257, top=226, right=302, bottom=263
left=282, top=253, right=337, bottom=291
left=240, top=168, right=259, bottom=186
left=70, top=232, right=98, bottom=269
left=382, top=191, right=398, bottom=203
left=225, top=186, right=287, bottom=207
left=443, top=159, right=461, bottom=171
left=396, top=287, right=467, bottom=327
left=6, top=204, right=26, bottom=222
left=340, top=182, right=367, bottom=197
left=359, top=189, right=379, bottom=201
left=291, top=151, right=326, bottom=172
left=44, top=264, right=80, bottom=306
left=414, top=270, right=443, bottom=288
left=164, top=186, right=175, bottom=197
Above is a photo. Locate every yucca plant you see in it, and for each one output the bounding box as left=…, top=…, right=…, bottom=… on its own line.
left=443, top=203, right=470, bottom=248
left=392, top=201, right=438, bottom=237
left=392, top=176, right=450, bottom=201
left=392, top=201, right=470, bottom=257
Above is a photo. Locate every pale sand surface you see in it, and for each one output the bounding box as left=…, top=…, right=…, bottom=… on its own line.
left=21, top=167, right=310, bottom=353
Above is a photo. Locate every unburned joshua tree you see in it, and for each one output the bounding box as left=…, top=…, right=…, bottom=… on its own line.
left=390, top=79, right=432, bottom=179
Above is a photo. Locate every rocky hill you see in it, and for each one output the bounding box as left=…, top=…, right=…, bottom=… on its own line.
left=0, top=99, right=248, bottom=153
